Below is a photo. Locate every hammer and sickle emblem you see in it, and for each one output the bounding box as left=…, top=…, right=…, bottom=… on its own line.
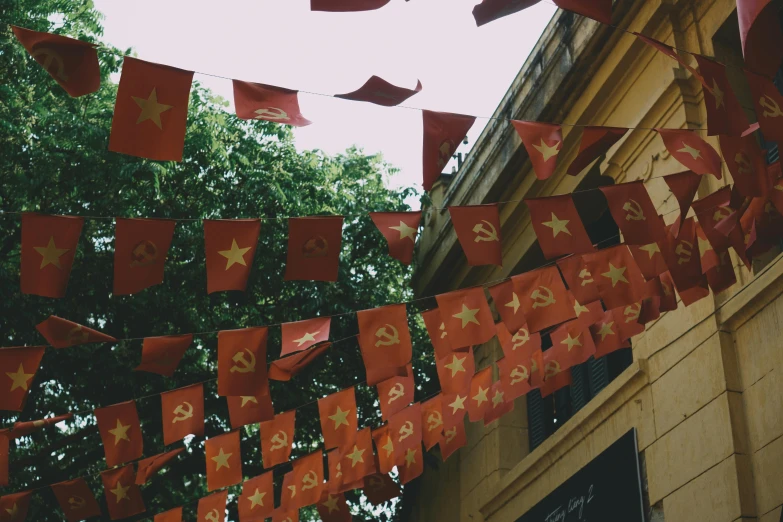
left=374, top=324, right=400, bottom=347
left=439, top=322, right=447, bottom=338
left=253, top=107, right=290, bottom=120
left=426, top=411, right=443, bottom=432
left=204, top=509, right=220, bottom=522
left=624, top=304, right=641, bottom=323
left=437, top=140, right=455, bottom=168
left=510, top=365, right=529, bottom=385
left=775, top=182, right=783, bottom=192
left=130, top=240, right=158, bottom=267
left=172, top=402, right=194, bottom=423
left=270, top=430, right=289, bottom=451
left=675, top=240, right=693, bottom=265
left=230, top=349, right=256, bottom=373
left=444, top=427, right=457, bottom=443
left=301, top=471, right=318, bottom=491
left=759, top=95, right=783, bottom=118
left=579, top=268, right=594, bottom=286
left=398, top=421, right=414, bottom=442
left=531, top=357, right=539, bottom=375
left=68, top=496, right=86, bottom=510
left=473, top=220, right=499, bottom=242
left=544, top=361, right=561, bottom=379
left=31, top=47, right=68, bottom=81
left=623, top=199, right=646, bottom=221
left=387, top=383, right=405, bottom=404
left=735, top=152, right=753, bottom=176
left=67, top=326, right=89, bottom=345
left=511, top=328, right=529, bottom=350
left=531, top=286, right=556, bottom=309
left=661, top=280, right=673, bottom=296
left=713, top=206, right=733, bottom=223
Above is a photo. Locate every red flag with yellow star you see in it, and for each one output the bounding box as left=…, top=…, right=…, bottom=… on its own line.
left=327, top=448, right=363, bottom=495
left=420, top=308, right=452, bottom=359
left=285, top=216, right=344, bottom=281
left=204, top=219, right=261, bottom=293
left=371, top=425, right=396, bottom=474
left=512, top=265, right=575, bottom=332
left=488, top=279, right=527, bottom=334
left=550, top=320, right=596, bottom=367
left=269, top=342, right=331, bottom=382
left=217, top=327, right=268, bottom=397
left=449, top=204, right=503, bottom=266
left=197, top=491, right=227, bottom=522
left=568, top=126, right=627, bottom=176
left=512, top=121, right=563, bottom=180
left=51, top=478, right=102, bottom=522
left=556, top=254, right=600, bottom=305
left=206, top=431, right=242, bottom=491
left=389, top=403, right=422, bottom=456
left=94, top=400, right=143, bottom=467
left=696, top=222, right=720, bottom=274
left=155, top=507, right=183, bottom=522
left=357, top=304, right=412, bottom=385
left=738, top=0, right=783, bottom=77
left=114, top=217, right=176, bottom=295
left=364, top=474, right=401, bottom=505
left=422, top=110, right=476, bottom=190
left=272, top=510, right=298, bottom=522
left=436, top=349, right=476, bottom=395
left=629, top=241, right=668, bottom=280
left=336, top=76, right=422, bottom=107
left=467, top=367, right=492, bottom=422
left=0, top=346, right=45, bottom=412
left=35, top=316, right=115, bottom=349
left=11, top=26, right=100, bottom=97
left=436, top=287, right=495, bottom=348
left=318, top=388, right=358, bottom=451
left=694, top=55, right=749, bottom=137
left=317, top=492, right=352, bottom=522
left=20, top=213, right=83, bottom=298
left=281, top=317, right=331, bottom=357
left=11, top=412, right=72, bottom=439
left=442, top=392, right=468, bottom=430
left=135, top=448, right=184, bottom=485
left=484, top=380, right=514, bottom=426
left=261, top=410, right=296, bottom=468
left=101, top=465, right=146, bottom=520
left=312, top=0, right=390, bottom=11
left=340, top=427, right=376, bottom=484
left=233, top=80, right=312, bottom=127
left=398, top=444, right=424, bottom=484
left=109, top=57, right=193, bottom=161
left=227, top=392, right=274, bottom=429
left=377, top=365, right=414, bottom=421
left=497, top=356, right=533, bottom=402
left=599, top=182, right=666, bottom=244
left=282, top=451, right=324, bottom=510
left=370, top=211, right=422, bottom=265
left=239, top=472, right=274, bottom=521
left=570, top=294, right=604, bottom=328
left=526, top=195, right=595, bottom=259
left=719, top=133, right=769, bottom=198
left=134, top=334, right=192, bottom=377
left=161, top=384, right=204, bottom=445
left=590, top=309, right=628, bottom=358
left=657, top=129, right=722, bottom=178
left=472, top=0, right=541, bottom=27
left=584, top=245, right=649, bottom=309
left=421, top=395, right=445, bottom=450
left=0, top=491, right=31, bottom=522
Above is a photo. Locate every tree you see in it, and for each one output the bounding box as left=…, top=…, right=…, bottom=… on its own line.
left=0, top=2, right=436, bottom=520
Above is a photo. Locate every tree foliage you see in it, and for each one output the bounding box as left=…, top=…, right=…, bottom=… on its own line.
left=0, top=2, right=436, bottom=520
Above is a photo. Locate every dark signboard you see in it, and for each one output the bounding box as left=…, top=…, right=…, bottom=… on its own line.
left=515, top=428, right=645, bottom=522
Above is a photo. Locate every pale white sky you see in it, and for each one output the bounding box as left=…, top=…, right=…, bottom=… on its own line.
left=93, top=0, right=556, bottom=195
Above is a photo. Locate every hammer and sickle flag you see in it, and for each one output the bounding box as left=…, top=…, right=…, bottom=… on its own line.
left=449, top=204, right=503, bottom=266
left=568, top=126, right=627, bottom=176
left=11, top=412, right=72, bottom=439
left=484, top=379, right=514, bottom=427
left=389, top=403, right=422, bottom=455
left=540, top=353, right=572, bottom=398
left=693, top=55, right=750, bottom=137
left=260, top=410, right=296, bottom=468
left=109, top=57, right=193, bottom=162
left=738, top=0, right=783, bottom=78
left=420, top=308, right=453, bottom=360
left=239, top=471, right=275, bottom=521
left=467, top=367, right=493, bottom=422
left=317, top=491, right=352, bottom=522
left=422, top=110, right=476, bottom=191
left=114, top=217, right=176, bottom=295
left=421, top=395, right=445, bottom=450
left=36, top=316, right=116, bottom=349
left=0, top=491, right=31, bottom=522
left=584, top=245, right=649, bottom=309
left=336, top=76, right=422, bottom=107
left=511, top=121, right=563, bottom=180
left=318, top=388, right=358, bottom=450
left=94, top=400, right=143, bottom=468
left=660, top=219, right=708, bottom=303
left=340, top=427, right=376, bottom=485
left=656, top=128, right=723, bottom=179
left=436, top=287, right=495, bottom=349
left=495, top=321, right=541, bottom=366
left=371, top=425, right=396, bottom=475
left=600, top=182, right=666, bottom=245
left=281, top=316, right=331, bottom=357
left=197, top=490, right=227, bottom=522
left=364, top=473, right=401, bottom=506
left=206, top=431, right=242, bottom=491
left=217, top=327, right=268, bottom=397
left=690, top=187, right=744, bottom=255
left=20, top=213, right=83, bottom=298
left=488, top=279, right=528, bottom=334
left=285, top=216, right=344, bottom=281
left=556, top=254, right=600, bottom=306
left=51, top=478, right=102, bottom=522
left=441, top=419, right=468, bottom=461
left=233, top=79, right=312, bottom=127
left=370, top=211, right=422, bottom=265
left=0, top=346, right=45, bottom=412
left=161, top=384, right=204, bottom=445
left=135, top=448, right=185, bottom=485
left=134, top=334, right=193, bottom=377
left=376, top=364, right=414, bottom=421
left=512, top=265, right=575, bottom=332
left=311, top=0, right=390, bottom=11
left=282, top=450, right=324, bottom=511
left=204, top=219, right=261, bottom=294
left=154, top=507, right=183, bottom=522
left=270, top=342, right=332, bottom=382
left=746, top=68, right=783, bottom=141
left=719, top=133, right=769, bottom=198
left=357, top=304, right=412, bottom=386
left=11, top=26, right=100, bottom=97
left=525, top=194, right=595, bottom=259
left=101, top=465, right=146, bottom=520
left=497, top=356, right=533, bottom=402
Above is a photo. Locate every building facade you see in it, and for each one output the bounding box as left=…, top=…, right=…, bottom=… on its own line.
left=406, top=1, right=783, bottom=521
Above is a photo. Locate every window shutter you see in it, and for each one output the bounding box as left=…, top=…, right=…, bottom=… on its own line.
left=570, top=363, right=588, bottom=412
left=527, top=389, right=547, bottom=451
left=588, top=356, right=610, bottom=397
